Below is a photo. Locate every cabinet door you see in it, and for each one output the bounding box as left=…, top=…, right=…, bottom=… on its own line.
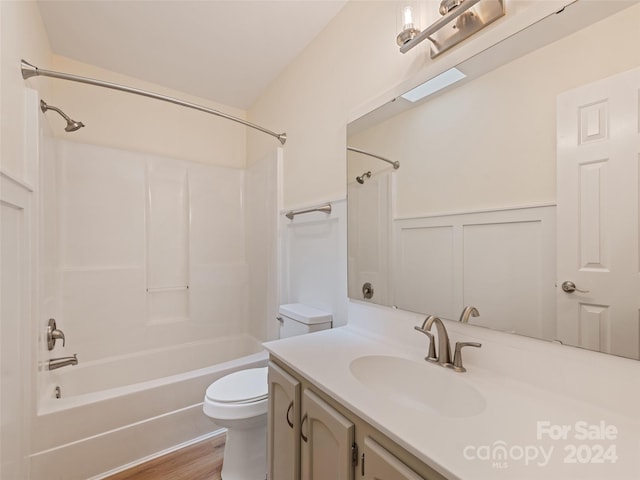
left=362, top=437, right=424, bottom=480
left=268, top=362, right=300, bottom=480
left=301, top=389, right=355, bottom=480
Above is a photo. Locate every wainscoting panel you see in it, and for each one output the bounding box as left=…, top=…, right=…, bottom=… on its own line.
left=394, top=205, right=556, bottom=339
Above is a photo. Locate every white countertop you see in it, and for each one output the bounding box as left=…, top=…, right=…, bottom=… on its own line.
left=264, top=325, right=640, bottom=480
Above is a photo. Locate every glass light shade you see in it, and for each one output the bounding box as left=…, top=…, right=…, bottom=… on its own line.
left=396, top=2, right=421, bottom=46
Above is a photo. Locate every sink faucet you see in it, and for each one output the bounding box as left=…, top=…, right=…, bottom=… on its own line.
left=415, top=315, right=451, bottom=366
left=48, top=354, right=78, bottom=370
left=424, top=316, right=452, bottom=365
left=459, top=305, right=479, bottom=323
left=414, top=316, right=482, bottom=372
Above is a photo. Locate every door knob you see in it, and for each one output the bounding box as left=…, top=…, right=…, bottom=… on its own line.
left=561, top=281, right=589, bottom=293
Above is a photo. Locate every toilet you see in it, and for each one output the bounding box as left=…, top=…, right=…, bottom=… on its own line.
left=203, top=303, right=332, bottom=480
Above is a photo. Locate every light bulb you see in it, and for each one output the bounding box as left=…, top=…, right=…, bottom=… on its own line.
left=396, top=2, right=421, bottom=46
left=402, top=6, right=414, bottom=30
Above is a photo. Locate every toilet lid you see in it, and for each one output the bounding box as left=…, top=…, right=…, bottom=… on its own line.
left=206, top=367, right=268, bottom=404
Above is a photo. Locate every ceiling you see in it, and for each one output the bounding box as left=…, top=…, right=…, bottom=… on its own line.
left=37, top=0, right=347, bottom=110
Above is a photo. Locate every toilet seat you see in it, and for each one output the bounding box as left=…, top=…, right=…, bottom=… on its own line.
left=203, top=367, right=269, bottom=422
left=205, top=367, right=268, bottom=404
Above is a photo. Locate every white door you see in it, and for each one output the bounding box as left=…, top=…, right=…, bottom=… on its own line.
left=556, top=67, right=640, bottom=359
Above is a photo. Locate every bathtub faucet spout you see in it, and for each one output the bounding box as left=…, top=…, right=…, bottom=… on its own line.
left=48, top=354, right=78, bottom=370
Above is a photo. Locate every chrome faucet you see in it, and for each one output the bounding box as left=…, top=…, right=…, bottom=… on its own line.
left=48, top=354, right=78, bottom=370
left=459, top=305, right=479, bottom=323
left=414, top=316, right=481, bottom=372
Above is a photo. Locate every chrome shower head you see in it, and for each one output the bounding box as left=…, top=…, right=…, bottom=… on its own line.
left=40, top=100, right=85, bottom=132
left=64, top=120, right=85, bottom=132
left=356, top=171, right=372, bottom=184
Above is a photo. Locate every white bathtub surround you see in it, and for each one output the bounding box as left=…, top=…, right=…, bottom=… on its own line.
left=264, top=301, right=640, bottom=479
left=47, top=139, right=251, bottom=362
left=246, top=149, right=280, bottom=342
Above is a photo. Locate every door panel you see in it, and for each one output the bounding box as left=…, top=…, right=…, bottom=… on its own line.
left=556, top=67, right=640, bottom=359
left=267, top=362, right=300, bottom=480
left=362, top=437, right=424, bottom=480
left=301, top=389, right=354, bottom=480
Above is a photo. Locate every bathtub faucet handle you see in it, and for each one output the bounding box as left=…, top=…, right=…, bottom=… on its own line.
left=47, top=318, right=66, bottom=350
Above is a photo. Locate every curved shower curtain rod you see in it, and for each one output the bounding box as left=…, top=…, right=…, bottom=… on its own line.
left=21, top=60, right=287, bottom=145
left=347, top=146, right=399, bottom=169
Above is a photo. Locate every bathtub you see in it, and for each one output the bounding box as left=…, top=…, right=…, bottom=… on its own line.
left=30, top=334, right=267, bottom=480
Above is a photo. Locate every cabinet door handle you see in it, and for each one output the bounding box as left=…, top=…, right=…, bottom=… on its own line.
left=286, top=401, right=294, bottom=429
left=300, top=413, right=308, bottom=442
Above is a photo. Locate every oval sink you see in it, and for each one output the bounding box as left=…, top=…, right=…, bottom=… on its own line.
left=349, top=355, right=486, bottom=418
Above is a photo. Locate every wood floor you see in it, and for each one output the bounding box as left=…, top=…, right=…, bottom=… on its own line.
left=104, top=435, right=225, bottom=480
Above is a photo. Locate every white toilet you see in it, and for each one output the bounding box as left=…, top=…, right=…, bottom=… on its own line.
left=203, top=303, right=332, bottom=480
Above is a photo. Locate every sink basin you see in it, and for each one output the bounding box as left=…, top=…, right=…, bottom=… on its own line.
left=349, top=355, right=486, bottom=418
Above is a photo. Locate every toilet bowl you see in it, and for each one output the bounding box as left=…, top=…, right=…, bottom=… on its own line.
left=203, top=304, right=332, bottom=479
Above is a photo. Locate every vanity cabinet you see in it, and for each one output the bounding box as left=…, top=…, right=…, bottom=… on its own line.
left=267, top=359, right=446, bottom=480
left=361, top=436, right=424, bottom=480
left=267, top=362, right=301, bottom=480
left=301, top=388, right=355, bottom=480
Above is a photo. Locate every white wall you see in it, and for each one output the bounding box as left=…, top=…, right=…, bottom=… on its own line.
left=247, top=0, right=565, bottom=208
left=1, top=0, right=52, bottom=180
left=48, top=55, right=247, bottom=168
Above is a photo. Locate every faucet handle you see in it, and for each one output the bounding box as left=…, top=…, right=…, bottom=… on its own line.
left=47, top=318, right=66, bottom=350
left=459, top=306, right=480, bottom=323
left=414, top=326, right=437, bottom=362
left=449, top=341, right=481, bottom=372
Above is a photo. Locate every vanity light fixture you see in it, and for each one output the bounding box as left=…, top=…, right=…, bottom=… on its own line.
left=398, top=0, right=505, bottom=58
left=401, top=67, right=466, bottom=102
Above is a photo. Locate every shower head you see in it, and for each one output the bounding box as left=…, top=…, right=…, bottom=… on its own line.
left=356, top=171, right=372, bottom=184
left=40, top=100, right=85, bottom=132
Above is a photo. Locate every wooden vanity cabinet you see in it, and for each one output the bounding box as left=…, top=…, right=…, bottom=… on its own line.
left=267, top=362, right=300, bottom=480
left=361, top=436, right=425, bottom=480
left=267, top=359, right=447, bottom=480
left=301, top=388, right=355, bottom=480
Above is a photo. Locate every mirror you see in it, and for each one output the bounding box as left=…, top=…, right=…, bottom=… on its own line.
left=347, top=0, right=640, bottom=360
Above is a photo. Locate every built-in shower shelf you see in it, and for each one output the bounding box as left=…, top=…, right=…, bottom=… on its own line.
left=146, top=285, right=189, bottom=293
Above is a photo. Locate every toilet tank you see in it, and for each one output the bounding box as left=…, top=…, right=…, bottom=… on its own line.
left=277, top=303, right=332, bottom=339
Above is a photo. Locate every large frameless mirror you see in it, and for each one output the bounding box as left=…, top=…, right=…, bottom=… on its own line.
left=347, top=0, right=640, bottom=360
